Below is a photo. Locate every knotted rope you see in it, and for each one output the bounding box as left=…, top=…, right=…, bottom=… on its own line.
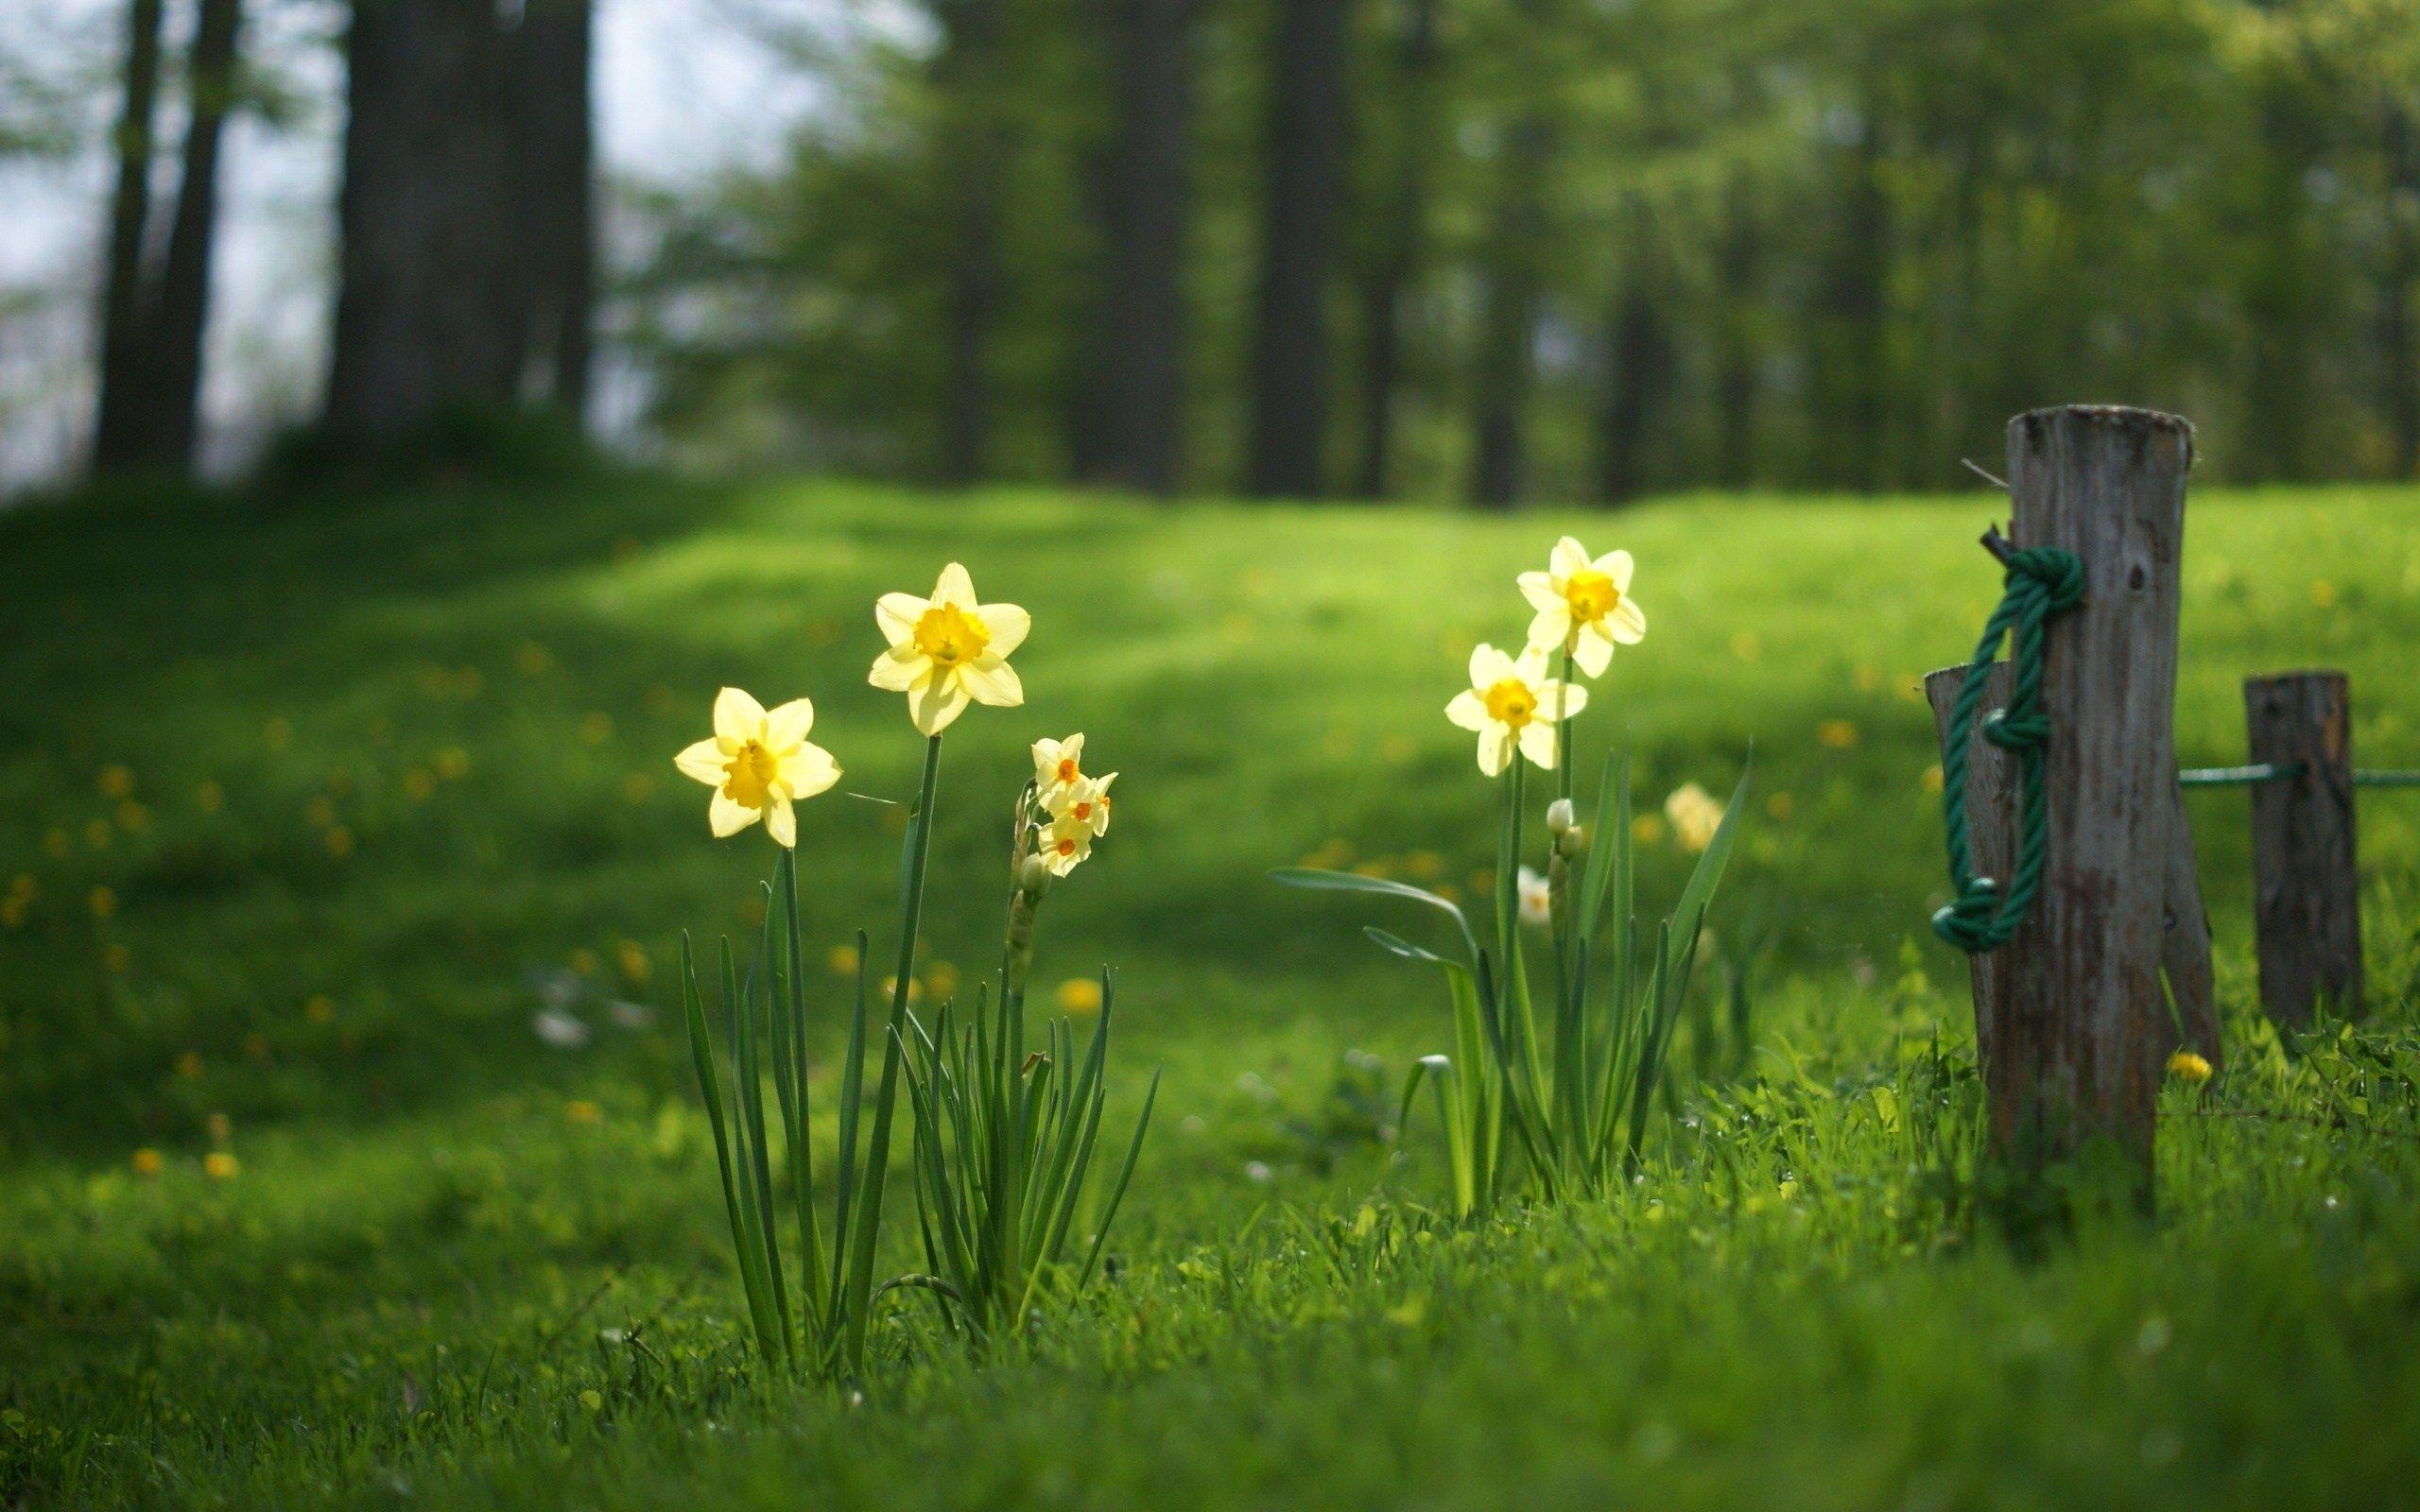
left=1933, top=545, right=2084, bottom=953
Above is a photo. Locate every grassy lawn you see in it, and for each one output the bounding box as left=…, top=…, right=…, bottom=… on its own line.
left=5, top=477, right=2419, bottom=1509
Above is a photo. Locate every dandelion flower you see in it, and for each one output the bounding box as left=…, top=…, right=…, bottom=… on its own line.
left=131, top=1148, right=164, bottom=1177
left=203, top=1151, right=239, bottom=1180
left=1664, top=782, right=1726, bottom=854
left=1036, top=814, right=1097, bottom=877
left=1056, top=976, right=1104, bottom=1014
left=2167, top=1050, right=2213, bottom=1085
left=1519, top=537, right=1647, bottom=678
left=870, top=562, right=1028, bottom=735
left=1444, top=643, right=1586, bottom=776
left=672, top=687, right=840, bottom=849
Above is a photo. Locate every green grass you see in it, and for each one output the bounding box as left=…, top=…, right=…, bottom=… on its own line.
left=4, top=477, right=2419, bottom=1509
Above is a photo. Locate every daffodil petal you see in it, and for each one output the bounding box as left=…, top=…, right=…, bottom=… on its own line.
left=765, top=795, right=797, bottom=849
left=1517, top=571, right=1561, bottom=613
left=876, top=593, right=927, bottom=642
left=1609, top=596, right=1647, bottom=644
left=1445, top=690, right=1489, bottom=732
left=1540, top=679, right=1587, bottom=722
left=1512, top=644, right=1551, bottom=684
left=1573, top=625, right=1615, bottom=678
left=765, top=697, right=815, bottom=750
left=1550, top=536, right=1591, bottom=577
left=783, top=743, right=841, bottom=799
left=1478, top=728, right=1514, bottom=777
left=959, top=654, right=1023, bottom=708
left=870, top=646, right=925, bottom=691
left=674, top=738, right=726, bottom=785
left=1599, top=549, right=1634, bottom=593
left=978, top=602, right=1029, bottom=656
left=933, top=562, right=977, bottom=609
left=714, top=687, right=767, bottom=744
left=1527, top=606, right=1572, bottom=656
left=909, top=671, right=971, bottom=734
left=708, top=790, right=759, bottom=837
left=1518, top=721, right=1560, bottom=770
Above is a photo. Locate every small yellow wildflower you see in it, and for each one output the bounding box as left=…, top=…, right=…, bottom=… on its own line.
left=1, top=897, right=26, bottom=929
left=177, top=1051, right=204, bottom=1078
left=673, top=687, right=841, bottom=849
left=870, top=562, right=1028, bottom=735
left=116, top=801, right=151, bottom=833
left=1817, top=719, right=1858, bottom=749
left=829, top=943, right=860, bottom=976
left=566, top=1100, right=603, bottom=1125
left=1518, top=537, right=1646, bottom=678
left=206, top=1111, right=233, bottom=1142
left=1036, top=814, right=1097, bottom=877
left=404, top=768, right=437, bottom=800
left=1664, top=782, right=1726, bottom=853
left=305, top=993, right=337, bottom=1023
left=131, top=1148, right=164, bottom=1177
left=305, top=795, right=337, bottom=828
left=2310, top=580, right=2337, bottom=609
left=925, top=959, right=960, bottom=1000
left=2167, top=1050, right=2213, bottom=1085
left=1055, top=977, right=1104, bottom=1014
left=1922, top=764, right=1945, bottom=795
left=97, top=765, right=136, bottom=799
left=616, top=939, right=651, bottom=985
left=1631, top=814, right=1666, bottom=846
left=203, top=1152, right=238, bottom=1180
left=89, top=885, right=118, bottom=920
left=1445, top=644, right=1586, bottom=777
left=324, top=826, right=355, bottom=859
left=567, top=947, right=599, bottom=976
left=1766, top=792, right=1796, bottom=821
left=434, top=747, right=471, bottom=781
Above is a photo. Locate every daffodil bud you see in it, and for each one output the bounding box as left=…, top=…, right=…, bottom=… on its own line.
left=1545, top=798, right=1576, bottom=835
left=1556, top=821, right=1588, bottom=860
left=1018, top=852, right=1052, bottom=897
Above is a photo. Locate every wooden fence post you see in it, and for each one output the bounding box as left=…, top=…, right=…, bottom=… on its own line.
left=1928, top=662, right=2221, bottom=1083
left=2245, top=671, right=2362, bottom=1028
left=1996, top=404, right=2191, bottom=1201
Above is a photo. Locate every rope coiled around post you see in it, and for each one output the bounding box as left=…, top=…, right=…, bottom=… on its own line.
left=1934, top=546, right=2085, bottom=953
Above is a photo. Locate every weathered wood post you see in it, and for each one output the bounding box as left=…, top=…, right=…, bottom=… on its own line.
left=2245, top=671, right=2362, bottom=1028
left=1996, top=405, right=2191, bottom=1200
left=1928, top=662, right=2220, bottom=1080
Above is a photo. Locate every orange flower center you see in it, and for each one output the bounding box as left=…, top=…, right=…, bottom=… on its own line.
left=1482, top=679, right=1539, bottom=729
left=721, top=740, right=779, bottom=809
left=1056, top=758, right=1080, bottom=783
left=913, top=603, right=990, bottom=666
left=1564, top=569, right=1620, bottom=624
left=1071, top=799, right=1095, bottom=821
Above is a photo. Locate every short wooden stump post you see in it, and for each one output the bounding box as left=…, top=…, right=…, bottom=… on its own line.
left=1934, top=405, right=2193, bottom=1212
left=2245, top=671, right=2363, bottom=1029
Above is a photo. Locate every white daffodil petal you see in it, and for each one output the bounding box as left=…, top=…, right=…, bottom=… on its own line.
left=870, top=646, right=925, bottom=691
left=1550, top=536, right=1591, bottom=577
left=1599, top=549, right=1634, bottom=593
left=714, top=686, right=768, bottom=743
left=1467, top=644, right=1498, bottom=689
left=909, top=672, right=972, bottom=735
left=708, top=790, right=759, bottom=837
left=1574, top=626, right=1615, bottom=678
left=1446, top=690, right=1489, bottom=732
left=1527, top=605, right=1572, bottom=656
left=1512, top=644, right=1551, bottom=684
left=1541, top=679, right=1587, bottom=722
left=978, top=602, right=1030, bottom=657
left=875, top=593, right=927, bottom=643
left=959, top=654, right=1024, bottom=708
left=765, top=697, right=816, bottom=751
left=1518, top=721, right=1561, bottom=770
left=1610, top=597, right=1647, bottom=644
left=765, top=795, right=797, bottom=849
left=674, top=738, right=727, bottom=785
left=784, top=743, right=842, bottom=799
left=1517, top=571, right=1561, bottom=613
left=1478, top=728, right=1514, bottom=777
left=933, top=562, right=977, bottom=609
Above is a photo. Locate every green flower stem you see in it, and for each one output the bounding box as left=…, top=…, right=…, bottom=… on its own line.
left=838, top=730, right=943, bottom=1375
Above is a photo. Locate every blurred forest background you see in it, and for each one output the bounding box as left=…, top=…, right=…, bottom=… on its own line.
left=8, top=0, right=2420, bottom=503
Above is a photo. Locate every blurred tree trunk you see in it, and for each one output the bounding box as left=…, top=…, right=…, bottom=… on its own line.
left=2380, top=101, right=2419, bottom=478
left=1808, top=73, right=1889, bottom=490
left=1710, top=174, right=1760, bottom=489
left=1470, top=112, right=1552, bottom=510
left=1245, top=0, right=1354, bottom=497
left=323, top=0, right=526, bottom=443
left=2241, top=77, right=2324, bottom=481
left=515, top=0, right=595, bottom=421
left=1351, top=0, right=1440, bottom=500
left=89, top=0, right=164, bottom=473
left=1595, top=222, right=1672, bottom=506
left=1071, top=0, right=1196, bottom=495
left=136, top=0, right=243, bottom=471
left=936, top=0, right=1002, bottom=485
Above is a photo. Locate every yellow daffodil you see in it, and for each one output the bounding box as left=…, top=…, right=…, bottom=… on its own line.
left=1519, top=536, right=1646, bottom=678
left=1046, top=771, right=1116, bottom=836
left=1032, top=732, right=1087, bottom=803
left=1035, top=814, right=1097, bottom=877
left=673, top=687, right=840, bottom=848
left=1664, top=782, right=1726, bottom=853
left=1445, top=644, right=1585, bottom=776
left=871, top=562, right=1028, bottom=734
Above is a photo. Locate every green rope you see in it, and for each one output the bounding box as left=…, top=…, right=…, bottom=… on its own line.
left=1934, top=546, right=2085, bottom=954
left=2177, top=762, right=2420, bottom=788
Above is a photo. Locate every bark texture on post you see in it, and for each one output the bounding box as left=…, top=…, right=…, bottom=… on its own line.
left=1930, top=662, right=2221, bottom=1083
left=2245, top=671, right=2362, bottom=1028
left=1998, top=404, right=2191, bottom=1194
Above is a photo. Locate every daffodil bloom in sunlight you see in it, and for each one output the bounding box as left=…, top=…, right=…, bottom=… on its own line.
left=1519, top=537, right=1647, bottom=678
left=1664, top=782, right=1726, bottom=854
left=1445, top=644, right=1585, bottom=776
left=1046, top=772, right=1117, bottom=835
left=871, top=562, right=1028, bottom=734
left=1032, top=732, right=1087, bottom=802
left=673, top=687, right=840, bottom=848
left=1036, top=814, right=1097, bottom=877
